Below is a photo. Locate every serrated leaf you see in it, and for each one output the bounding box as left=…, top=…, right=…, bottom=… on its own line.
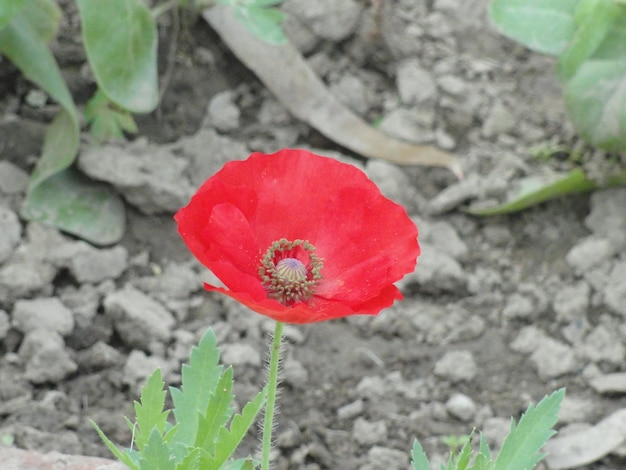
left=176, top=448, right=203, bottom=470
left=91, top=420, right=141, bottom=470
left=20, top=167, right=126, bottom=245
left=76, top=0, right=158, bottom=113
left=456, top=435, right=473, bottom=470
left=134, top=369, right=170, bottom=451
left=209, top=387, right=267, bottom=469
left=557, top=0, right=619, bottom=80
left=468, top=453, right=493, bottom=470
left=195, top=367, right=235, bottom=453
left=169, top=329, right=223, bottom=448
left=139, top=429, right=176, bottom=470
left=489, top=0, right=580, bottom=55
left=493, top=389, right=565, bottom=470
left=411, top=439, right=430, bottom=470
left=235, top=6, right=288, bottom=44
left=478, top=434, right=491, bottom=461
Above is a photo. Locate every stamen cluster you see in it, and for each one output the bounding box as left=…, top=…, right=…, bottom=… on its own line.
left=259, top=239, right=323, bottom=305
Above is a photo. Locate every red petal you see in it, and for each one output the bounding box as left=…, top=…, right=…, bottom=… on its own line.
left=204, top=282, right=403, bottom=324
left=176, top=149, right=421, bottom=324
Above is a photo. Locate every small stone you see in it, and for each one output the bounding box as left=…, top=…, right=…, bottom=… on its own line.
left=565, top=236, right=616, bottom=274
left=76, top=341, right=122, bottom=372
left=437, top=74, right=467, bottom=95
left=19, top=330, right=77, bottom=384
left=582, top=324, right=625, bottom=365
left=531, top=337, right=578, bottom=379
left=104, top=285, right=176, bottom=349
left=0, top=207, right=20, bottom=264
left=501, top=294, right=535, bottom=320
left=585, top=188, right=626, bottom=249
left=553, top=281, right=590, bottom=322
left=589, top=372, right=626, bottom=394
left=434, top=350, right=477, bottom=382
left=276, top=427, right=301, bottom=448
left=379, top=108, right=436, bottom=144
left=283, top=0, right=362, bottom=41
left=353, top=418, right=388, bottom=446
left=0, top=309, right=9, bottom=339
left=603, top=260, right=626, bottom=318
left=558, top=396, right=596, bottom=423
left=414, top=217, right=468, bottom=260
left=123, top=350, right=175, bottom=390
left=330, top=74, right=369, bottom=115
left=66, top=244, right=128, bottom=283
left=221, top=343, right=261, bottom=367
left=482, top=101, right=516, bottom=138
left=207, top=91, right=241, bottom=132
left=402, top=244, right=467, bottom=292
left=12, top=297, right=74, bottom=336
left=482, top=417, right=510, bottom=449
left=445, top=393, right=476, bottom=422
left=356, top=376, right=386, bottom=398
left=361, top=446, right=408, bottom=470
left=283, top=358, right=309, bottom=388
left=0, top=161, right=28, bottom=194
left=0, top=260, right=56, bottom=302
left=397, top=59, right=438, bottom=105
left=79, top=142, right=193, bottom=214
left=337, top=399, right=364, bottom=420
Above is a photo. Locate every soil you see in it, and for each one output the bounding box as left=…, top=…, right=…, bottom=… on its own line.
left=1, top=1, right=626, bottom=470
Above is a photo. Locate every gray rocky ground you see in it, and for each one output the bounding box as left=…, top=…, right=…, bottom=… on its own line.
left=0, top=0, right=625, bottom=469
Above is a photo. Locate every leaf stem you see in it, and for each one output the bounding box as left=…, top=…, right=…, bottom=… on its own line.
left=261, top=321, right=284, bottom=470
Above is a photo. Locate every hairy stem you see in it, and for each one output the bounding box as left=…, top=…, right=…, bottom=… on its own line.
left=261, top=321, right=284, bottom=470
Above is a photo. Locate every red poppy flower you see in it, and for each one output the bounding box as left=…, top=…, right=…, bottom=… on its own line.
left=175, top=149, right=420, bottom=324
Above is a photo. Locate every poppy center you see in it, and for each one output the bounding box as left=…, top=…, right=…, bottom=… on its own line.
left=259, top=238, right=323, bottom=306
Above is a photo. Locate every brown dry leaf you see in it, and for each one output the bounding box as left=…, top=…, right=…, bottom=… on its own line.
left=202, top=5, right=462, bottom=177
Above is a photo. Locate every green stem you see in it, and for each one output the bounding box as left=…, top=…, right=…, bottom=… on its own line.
left=261, top=321, right=284, bottom=470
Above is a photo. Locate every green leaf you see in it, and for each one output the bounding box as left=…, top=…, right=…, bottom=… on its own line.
left=478, top=434, right=491, bottom=461
left=565, top=60, right=626, bottom=151
left=0, top=0, right=25, bottom=31
left=488, top=0, right=580, bottom=55
left=91, top=420, right=141, bottom=470
left=85, top=89, right=138, bottom=141
left=134, top=369, right=170, bottom=451
left=195, top=367, right=235, bottom=453
left=76, top=0, right=158, bottom=113
left=210, top=387, right=267, bottom=468
left=411, top=439, right=430, bottom=470
left=0, top=9, right=79, bottom=188
left=176, top=449, right=203, bottom=470
left=20, top=168, right=126, bottom=245
left=249, top=0, right=284, bottom=7
left=493, top=389, right=565, bottom=470
left=468, top=453, right=493, bottom=470
left=169, top=329, right=224, bottom=448
left=235, top=6, right=288, bottom=44
left=0, top=4, right=127, bottom=245
left=220, top=458, right=257, bottom=470
left=463, top=168, right=626, bottom=216
left=139, top=429, right=176, bottom=470
left=557, top=0, right=619, bottom=80
left=455, top=435, right=473, bottom=470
